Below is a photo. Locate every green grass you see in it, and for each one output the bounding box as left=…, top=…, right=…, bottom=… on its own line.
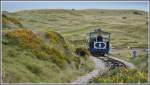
left=2, top=9, right=148, bottom=83
left=2, top=9, right=148, bottom=48
left=89, top=67, right=148, bottom=83
left=2, top=29, right=94, bottom=83
left=2, top=13, right=24, bottom=29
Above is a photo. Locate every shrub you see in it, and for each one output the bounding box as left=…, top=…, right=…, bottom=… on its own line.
left=46, top=48, right=68, bottom=68
left=4, top=29, right=70, bottom=68
left=5, top=29, right=42, bottom=49
left=75, top=48, right=88, bottom=57
left=45, top=31, right=66, bottom=44
left=2, top=29, right=95, bottom=83
left=146, top=21, right=148, bottom=25
left=26, top=64, right=42, bottom=75
left=122, top=16, right=127, bottom=19
left=71, top=9, right=75, bottom=11
left=8, top=49, right=18, bottom=57
left=133, top=11, right=143, bottom=15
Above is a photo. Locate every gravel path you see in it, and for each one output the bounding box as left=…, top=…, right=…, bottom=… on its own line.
left=71, top=56, right=108, bottom=84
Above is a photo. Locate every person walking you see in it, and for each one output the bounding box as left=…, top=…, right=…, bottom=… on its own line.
left=131, top=48, right=137, bottom=58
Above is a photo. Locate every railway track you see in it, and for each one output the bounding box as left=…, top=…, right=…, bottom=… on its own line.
left=97, top=56, right=127, bottom=70
left=72, top=56, right=135, bottom=83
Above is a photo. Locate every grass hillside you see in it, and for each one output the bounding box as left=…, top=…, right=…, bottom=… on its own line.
left=2, top=9, right=148, bottom=48
left=2, top=29, right=94, bottom=83
left=2, top=9, right=148, bottom=83
left=2, top=12, right=24, bottom=29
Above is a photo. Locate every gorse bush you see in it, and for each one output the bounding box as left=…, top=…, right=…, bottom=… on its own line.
left=45, top=31, right=66, bottom=44
left=4, top=29, right=69, bottom=68
left=45, top=31, right=72, bottom=56
left=5, top=29, right=42, bottom=49
left=43, top=47, right=68, bottom=68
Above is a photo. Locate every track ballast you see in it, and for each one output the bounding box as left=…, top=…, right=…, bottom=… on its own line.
left=97, top=56, right=127, bottom=70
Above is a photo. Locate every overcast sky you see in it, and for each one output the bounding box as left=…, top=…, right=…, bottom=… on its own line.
left=2, top=1, right=149, bottom=12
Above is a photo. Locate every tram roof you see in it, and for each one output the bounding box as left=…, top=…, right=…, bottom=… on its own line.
left=88, top=29, right=110, bottom=35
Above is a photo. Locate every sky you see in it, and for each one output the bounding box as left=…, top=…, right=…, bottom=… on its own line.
left=2, top=1, right=149, bottom=12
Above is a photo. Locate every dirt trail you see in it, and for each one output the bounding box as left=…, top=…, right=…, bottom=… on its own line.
left=71, top=56, right=108, bottom=83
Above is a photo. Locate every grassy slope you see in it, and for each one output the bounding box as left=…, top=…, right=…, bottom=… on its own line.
left=2, top=13, right=24, bottom=29
left=4, top=9, right=148, bottom=48
left=2, top=29, right=94, bottom=83
left=2, top=9, right=148, bottom=83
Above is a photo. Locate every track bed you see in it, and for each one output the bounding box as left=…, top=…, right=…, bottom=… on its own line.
left=72, top=55, right=135, bottom=83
